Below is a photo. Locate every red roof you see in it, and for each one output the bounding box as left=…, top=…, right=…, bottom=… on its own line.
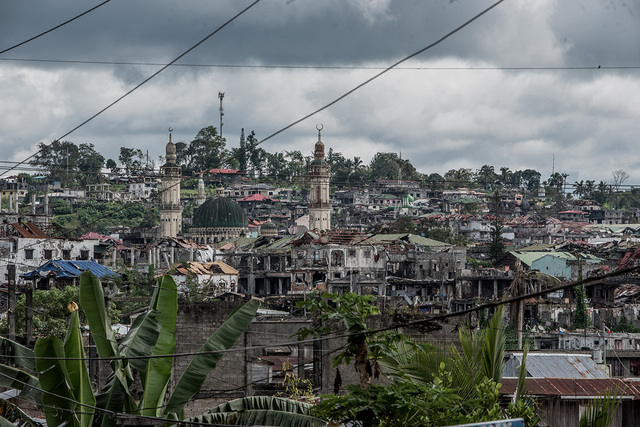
left=236, top=194, right=276, bottom=202
left=204, top=168, right=242, bottom=175
left=558, top=210, right=588, bottom=214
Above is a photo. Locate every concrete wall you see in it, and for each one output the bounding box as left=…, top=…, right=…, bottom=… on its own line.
left=172, top=297, right=462, bottom=417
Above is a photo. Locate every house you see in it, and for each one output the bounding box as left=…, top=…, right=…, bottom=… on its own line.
left=499, top=251, right=603, bottom=281
left=21, top=259, right=118, bottom=289
left=501, top=377, right=640, bottom=427
left=169, top=260, right=239, bottom=297
left=0, top=222, right=100, bottom=287
left=558, top=210, right=589, bottom=222
left=503, top=353, right=609, bottom=379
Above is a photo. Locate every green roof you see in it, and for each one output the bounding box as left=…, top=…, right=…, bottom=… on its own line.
left=361, top=233, right=449, bottom=248
left=510, top=251, right=602, bottom=266
left=193, top=197, right=247, bottom=229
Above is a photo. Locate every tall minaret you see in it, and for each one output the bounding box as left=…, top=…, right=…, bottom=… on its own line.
left=160, top=128, right=182, bottom=238
left=308, top=125, right=331, bottom=232
left=196, top=173, right=206, bottom=206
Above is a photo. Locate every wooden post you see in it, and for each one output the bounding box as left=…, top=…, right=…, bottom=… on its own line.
left=7, top=264, right=16, bottom=341
left=297, top=342, right=305, bottom=380
left=25, top=280, right=34, bottom=345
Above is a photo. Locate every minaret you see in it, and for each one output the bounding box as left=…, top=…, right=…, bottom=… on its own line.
left=308, top=125, right=331, bottom=232
left=196, top=173, right=206, bottom=206
left=160, top=128, right=182, bottom=238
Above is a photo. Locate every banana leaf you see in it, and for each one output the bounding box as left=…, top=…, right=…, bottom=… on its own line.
left=63, top=309, right=96, bottom=427
left=34, top=336, right=75, bottom=427
left=0, top=337, right=36, bottom=371
left=163, top=299, right=260, bottom=418
left=94, top=368, right=137, bottom=427
left=0, top=398, right=44, bottom=426
left=119, top=302, right=161, bottom=378
left=182, top=396, right=326, bottom=427
left=79, top=272, right=137, bottom=427
left=139, top=275, right=178, bottom=416
left=0, top=364, right=42, bottom=409
left=79, top=272, right=120, bottom=359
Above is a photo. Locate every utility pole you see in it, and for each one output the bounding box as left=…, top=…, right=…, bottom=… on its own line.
left=25, top=281, right=33, bottom=345
left=7, top=264, right=16, bottom=340
left=218, top=91, right=225, bottom=140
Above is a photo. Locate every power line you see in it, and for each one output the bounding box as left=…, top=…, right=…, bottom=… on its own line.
left=0, top=0, right=264, bottom=180
left=255, top=0, right=506, bottom=147
left=0, top=0, right=113, bottom=55
left=4, top=264, right=639, bottom=364
left=3, top=56, right=638, bottom=71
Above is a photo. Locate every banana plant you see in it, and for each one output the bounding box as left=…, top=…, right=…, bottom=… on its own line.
left=79, top=271, right=260, bottom=425
left=0, top=271, right=261, bottom=426
left=182, top=396, right=326, bottom=427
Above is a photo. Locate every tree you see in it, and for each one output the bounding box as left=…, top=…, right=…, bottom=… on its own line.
left=443, top=168, right=472, bottom=188
left=309, top=304, right=541, bottom=426
left=105, top=159, right=118, bottom=174
left=573, top=284, right=588, bottom=330
left=77, top=143, right=105, bottom=184
left=296, top=293, right=379, bottom=390
left=388, top=215, right=416, bottom=234
left=118, top=147, right=145, bottom=175
left=474, top=165, right=498, bottom=190
left=573, top=180, right=586, bottom=198
left=520, top=169, right=541, bottom=193
left=489, top=193, right=505, bottom=264
left=3, top=286, right=119, bottom=342
left=0, top=272, right=263, bottom=426
left=369, top=153, right=419, bottom=181
left=30, top=140, right=79, bottom=186
left=611, top=169, right=630, bottom=192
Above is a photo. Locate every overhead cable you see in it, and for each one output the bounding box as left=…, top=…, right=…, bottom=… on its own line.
left=0, top=0, right=113, bottom=55
left=0, top=0, right=263, bottom=179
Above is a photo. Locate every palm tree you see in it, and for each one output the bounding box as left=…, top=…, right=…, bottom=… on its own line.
left=574, top=180, right=585, bottom=198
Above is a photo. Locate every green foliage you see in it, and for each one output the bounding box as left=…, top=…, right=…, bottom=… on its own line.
left=579, top=388, right=621, bottom=427
left=296, top=293, right=377, bottom=367
left=1, top=286, right=119, bottom=340
left=277, top=362, right=315, bottom=402
left=467, top=256, right=493, bottom=269
left=0, top=272, right=262, bottom=426
left=369, top=152, right=419, bottom=181
left=573, top=285, right=589, bottom=330
left=387, top=215, right=416, bottom=233
left=312, top=367, right=505, bottom=427
left=612, top=313, right=640, bottom=333
left=29, top=140, right=105, bottom=186
left=417, top=218, right=468, bottom=246
left=504, top=324, right=519, bottom=350
left=53, top=199, right=158, bottom=237
left=35, top=308, right=96, bottom=427
left=186, top=396, right=325, bottom=427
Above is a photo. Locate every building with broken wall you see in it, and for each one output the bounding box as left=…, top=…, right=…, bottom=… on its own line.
left=0, top=221, right=101, bottom=286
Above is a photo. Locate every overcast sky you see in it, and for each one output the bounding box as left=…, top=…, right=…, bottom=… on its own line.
left=1, top=0, right=639, bottom=184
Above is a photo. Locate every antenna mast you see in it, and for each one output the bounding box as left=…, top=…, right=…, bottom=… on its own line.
left=218, top=92, right=225, bottom=140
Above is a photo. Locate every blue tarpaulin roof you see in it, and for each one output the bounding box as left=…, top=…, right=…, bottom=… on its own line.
left=21, top=259, right=119, bottom=279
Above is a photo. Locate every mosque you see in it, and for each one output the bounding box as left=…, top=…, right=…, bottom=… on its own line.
left=159, top=127, right=331, bottom=243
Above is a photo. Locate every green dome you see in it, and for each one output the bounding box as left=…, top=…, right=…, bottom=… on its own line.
left=192, top=197, right=247, bottom=229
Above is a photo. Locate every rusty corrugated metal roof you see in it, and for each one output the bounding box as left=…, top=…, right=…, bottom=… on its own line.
left=501, top=378, right=640, bottom=399
left=11, top=221, right=49, bottom=238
